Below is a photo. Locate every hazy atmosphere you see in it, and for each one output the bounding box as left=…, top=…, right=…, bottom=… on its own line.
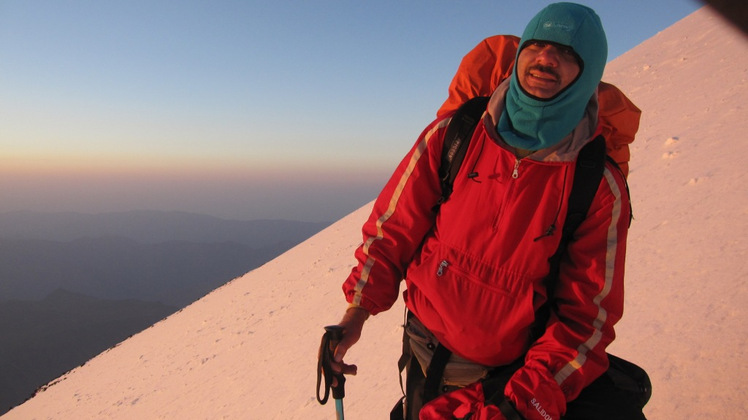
left=0, top=0, right=700, bottom=222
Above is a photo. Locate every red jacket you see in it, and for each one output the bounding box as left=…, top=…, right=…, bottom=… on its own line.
left=342, top=82, right=631, bottom=419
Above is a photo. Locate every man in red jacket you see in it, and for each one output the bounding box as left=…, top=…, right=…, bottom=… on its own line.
left=328, top=3, right=638, bottom=419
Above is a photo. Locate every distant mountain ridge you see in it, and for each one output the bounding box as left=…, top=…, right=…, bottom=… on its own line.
left=0, top=211, right=331, bottom=415
left=0, top=210, right=330, bottom=246
left=0, top=236, right=278, bottom=306
left=0, top=290, right=177, bottom=415
left=0, top=210, right=329, bottom=307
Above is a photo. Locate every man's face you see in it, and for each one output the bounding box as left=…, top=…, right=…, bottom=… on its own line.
left=516, top=41, right=581, bottom=99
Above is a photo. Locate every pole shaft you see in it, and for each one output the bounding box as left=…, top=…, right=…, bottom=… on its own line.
left=335, top=398, right=345, bottom=420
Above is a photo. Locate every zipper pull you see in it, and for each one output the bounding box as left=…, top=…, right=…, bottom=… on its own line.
left=512, top=159, right=520, bottom=179
left=437, top=260, right=449, bottom=276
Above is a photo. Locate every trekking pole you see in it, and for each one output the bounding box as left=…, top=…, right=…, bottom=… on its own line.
left=317, top=325, right=346, bottom=420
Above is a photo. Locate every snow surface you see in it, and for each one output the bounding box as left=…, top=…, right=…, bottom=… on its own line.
left=3, top=6, right=747, bottom=420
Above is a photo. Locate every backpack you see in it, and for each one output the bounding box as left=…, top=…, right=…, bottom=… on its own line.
left=437, top=35, right=641, bottom=177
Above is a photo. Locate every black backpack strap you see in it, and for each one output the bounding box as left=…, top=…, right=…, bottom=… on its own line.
left=565, top=135, right=608, bottom=238
left=422, top=343, right=452, bottom=403
left=547, top=135, right=607, bottom=293
left=434, top=96, right=490, bottom=210
left=531, top=134, right=607, bottom=341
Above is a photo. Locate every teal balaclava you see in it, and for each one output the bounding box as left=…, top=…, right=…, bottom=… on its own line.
left=498, top=2, right=608, bottom=151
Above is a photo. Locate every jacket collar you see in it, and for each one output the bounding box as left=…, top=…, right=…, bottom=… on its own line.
left=484, top=78, right=599, bottom=163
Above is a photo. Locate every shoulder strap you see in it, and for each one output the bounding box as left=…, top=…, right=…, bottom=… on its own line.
left=562, top=134, right=608, bottom=246
left=533, top=135, right=608, bottom=339
left=434, top=96, right=490, bottom=210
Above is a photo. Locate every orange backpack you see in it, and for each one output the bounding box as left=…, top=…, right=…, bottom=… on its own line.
left=437, top=35, right=640, bottom=176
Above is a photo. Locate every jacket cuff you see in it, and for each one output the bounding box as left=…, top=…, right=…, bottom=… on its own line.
left=346, top=303, right=372, bottom=317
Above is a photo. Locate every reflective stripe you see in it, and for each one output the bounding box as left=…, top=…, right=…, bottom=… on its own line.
left=555, top=167, right=624, bottom=385
left=352, top=119, right=450, bottom=306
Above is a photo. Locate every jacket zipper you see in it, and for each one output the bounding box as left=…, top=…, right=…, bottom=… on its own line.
left=437, top=260, right=449, bottom=276
left=512, top=159, right=521, bottom=179
left=493, top=158, right=522, bottom=230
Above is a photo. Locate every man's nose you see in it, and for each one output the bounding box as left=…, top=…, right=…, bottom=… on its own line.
left=535, top=46, right=560, bottom=66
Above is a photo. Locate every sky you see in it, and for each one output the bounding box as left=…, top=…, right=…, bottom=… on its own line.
left=3, top=5, right=748, bottom=420
left=0, top=0, right=702, bottom=222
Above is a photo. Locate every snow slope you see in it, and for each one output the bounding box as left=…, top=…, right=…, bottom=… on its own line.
left=602, top=6, right=748, bottom=418
left=3, top=6, right=747, bottom=420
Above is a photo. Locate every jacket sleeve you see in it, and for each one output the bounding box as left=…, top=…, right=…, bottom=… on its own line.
left=342, top=116, right=450, bottom=315
left=505, top=163, right=632, bottom=420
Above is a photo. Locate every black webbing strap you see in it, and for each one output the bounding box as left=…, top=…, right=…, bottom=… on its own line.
left=546, top=135, right=606, bottom=288
left=498, top=398, right=525, bottom=420
left=562, top=135, right=607, bottom=244
left=422, top=343, right=453, bottom=403
left=532, top=135, right=607, bottom=340
left=434, top=96, right=490, bottom=211
left=395, top=310, right=412, bottom=398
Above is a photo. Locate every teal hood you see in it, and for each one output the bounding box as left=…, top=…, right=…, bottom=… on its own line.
left=498, top=2, right=607, bottom=151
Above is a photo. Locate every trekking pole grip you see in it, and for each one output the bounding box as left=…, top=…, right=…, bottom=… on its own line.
left=317, top=325, right=347, bottom=405
left=324, top=325, right=346, bottom=399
